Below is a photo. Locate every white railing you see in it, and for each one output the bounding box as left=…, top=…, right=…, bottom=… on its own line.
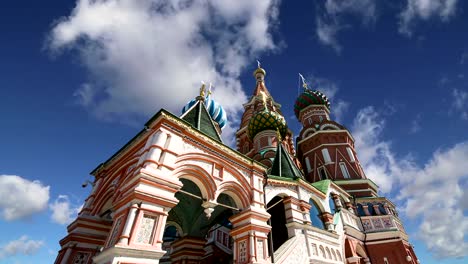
left=341, top=209, right=363, bottom=231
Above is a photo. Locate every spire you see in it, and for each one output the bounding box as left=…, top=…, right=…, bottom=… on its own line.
left=252, top=61, right=270, bottom=97
left=269, top=142, right=303, bottom=179
left=180, top=99, right=222, bottom=142
left=299, top=73, right=308, bottom=89
left=198, top=81, right=206, bottom=99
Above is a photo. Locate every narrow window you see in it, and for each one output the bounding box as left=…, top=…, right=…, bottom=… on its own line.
left=339, top=162, right=350, bottom=179
left=318, top=167, right=327, bottom=180
left=305, top=157, right=312, bottom=173
left=346, top=147, right=355, bottom=162
left=322, top=148, right=332, bottom=164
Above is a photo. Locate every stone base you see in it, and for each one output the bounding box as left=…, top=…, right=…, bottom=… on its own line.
left=93, top=245, right=165, bottom=264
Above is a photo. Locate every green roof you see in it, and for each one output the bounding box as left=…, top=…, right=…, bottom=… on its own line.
left=269, top=143, right=303, bottom=179
left=181, top=98, right=222, bottom=142
left=311, top=179, right=331, bottom=194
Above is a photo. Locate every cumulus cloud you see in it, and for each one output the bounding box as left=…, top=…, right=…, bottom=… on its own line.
left=399, top=0, right=459, bottom=36
left=352, top=107, right=399, bottom=193
left=351, top=106, right=468, bottom=258
left=315, top=0, right=377, bottom=53
left=0, top=236, right=44, bottom=259
left=451, top=88, right=468, bottom=120
left=399, top=142, right=468, bottom=258
left=0, top=175, right=50, bottom=221
left=47, top=0, right=281, bottom=144
left=49, top=195, right=83, bottom=225
left=305, top=75, right=349, bottom=123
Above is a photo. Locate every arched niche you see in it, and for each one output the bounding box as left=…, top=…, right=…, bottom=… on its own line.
left=309, top=199, right=325, bottom=229
left=267, top=196, right=289, bottom=251
left=216, top=181, right=250, bottom=210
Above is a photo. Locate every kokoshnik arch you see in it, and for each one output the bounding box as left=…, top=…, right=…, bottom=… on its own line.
left=55, top=65, right=419, bottom=264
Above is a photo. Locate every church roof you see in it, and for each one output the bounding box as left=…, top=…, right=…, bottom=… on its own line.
left=181, top=98, right=223, bottom=142
left=269, top=143, right=303, bottom=179
left=311, top=179, right=331, bottom=194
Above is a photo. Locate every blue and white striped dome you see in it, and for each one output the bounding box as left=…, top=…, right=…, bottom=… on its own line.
left=182, top=96, right=228, bottom=129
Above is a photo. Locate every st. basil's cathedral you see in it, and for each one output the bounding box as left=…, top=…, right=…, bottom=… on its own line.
left=55, top=65, right=419, bottom=264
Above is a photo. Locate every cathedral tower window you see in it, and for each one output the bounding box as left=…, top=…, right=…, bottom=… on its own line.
left=346, top=147, right=355, bottom=162
left=322, top=148, right=332, bottom=164
left=305, top=157, right=312, bottom=173
left=340, top=162, right=350, bottom=179
left=318, top=166, right=328, bottom=180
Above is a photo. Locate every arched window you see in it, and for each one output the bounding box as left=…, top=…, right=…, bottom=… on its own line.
left=367, top=203, right=375, bottom=215
left=357, top=203, right=365, bottom=216
left=309, top=199, right=325, bottom=229
left=328, top=195, right=336, bottom=214
left=163, top=225, right=178, bottom=242
left=378, top=203, right=387, bottom=215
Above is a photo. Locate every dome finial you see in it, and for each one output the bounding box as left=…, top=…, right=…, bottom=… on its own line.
left=207, top=82, right=213, bottom=97
left=299, top=73, right=308, bottom=90
left=199, top=81, right=206, bottom=98
left=253, top=60, right=266, bottom=82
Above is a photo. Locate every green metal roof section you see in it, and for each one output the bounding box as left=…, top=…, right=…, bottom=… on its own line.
left=269, top=143, right=303, bottom=179
left=333, top=211, right=341, bottom=225
left=311, top=179, right=331, bottom=194
left=181, top=99, right=222, bottom=143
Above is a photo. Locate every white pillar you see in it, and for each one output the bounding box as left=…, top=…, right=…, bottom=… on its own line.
left=139, top=130, right=167, bottom=167
left=60, top=247, right=73, bottom=264
left=118, top=204, right=139, bottom=245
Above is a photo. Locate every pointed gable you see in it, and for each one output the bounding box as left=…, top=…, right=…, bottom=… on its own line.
left=269, top=143, right=303, bottom=179
left=181, top=99, right=222, bottom=142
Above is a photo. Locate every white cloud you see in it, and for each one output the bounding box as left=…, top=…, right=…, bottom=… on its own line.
left=399, top=0, right=459, bottom=36
left=409, top=114, right=421, bottom=133
left=316, top=18, right=341, bottom=53
left=398, top=142, right=468, bottom=258
left=333, top=100, right=350, bottom=124
left=304, top=75, right=349, bottom=123
left=47, top=0, right=281, bottom=144
left=452, top=88, right=468, bottom=120
left=351, top=107, right=399, bottom=193
left=351, top=106, right=468, bottom=258
left=0, top=175, right=50, bottom=221
left=0, top=236, right=44, bottom=259
left=49, top=195, right=83, bottom=225
left=315, top=0, right=377, bottom=53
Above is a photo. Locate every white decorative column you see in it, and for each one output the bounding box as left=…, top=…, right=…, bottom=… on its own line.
left=117, top=203, right=139, bottom=245
left=60, top=246, right=73, bottom=264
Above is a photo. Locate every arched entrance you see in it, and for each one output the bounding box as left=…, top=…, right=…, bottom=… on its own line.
left=267, top=196, right=289, bottom=251
left=162, top=179, right=237, bottom=264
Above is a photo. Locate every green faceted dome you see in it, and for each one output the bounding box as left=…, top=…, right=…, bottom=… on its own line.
left=247, top=110, right=287, bottom=140
left=294, top=89, right=330, bottom=119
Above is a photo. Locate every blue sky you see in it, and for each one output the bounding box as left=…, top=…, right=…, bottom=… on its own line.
left=0, top=0, right=467, bottom=263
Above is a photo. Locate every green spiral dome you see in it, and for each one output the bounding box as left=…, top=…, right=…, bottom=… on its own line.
left=247, top=110, right=287, bottom=140
left=294, top=89, right=330, bottom=119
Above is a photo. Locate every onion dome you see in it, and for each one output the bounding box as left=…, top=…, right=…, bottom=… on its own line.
left=247, top=108, right=287, bottom=140
left=294, top=89, right=331, bottom=119
left=182, top=90, right=227, bottom=130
